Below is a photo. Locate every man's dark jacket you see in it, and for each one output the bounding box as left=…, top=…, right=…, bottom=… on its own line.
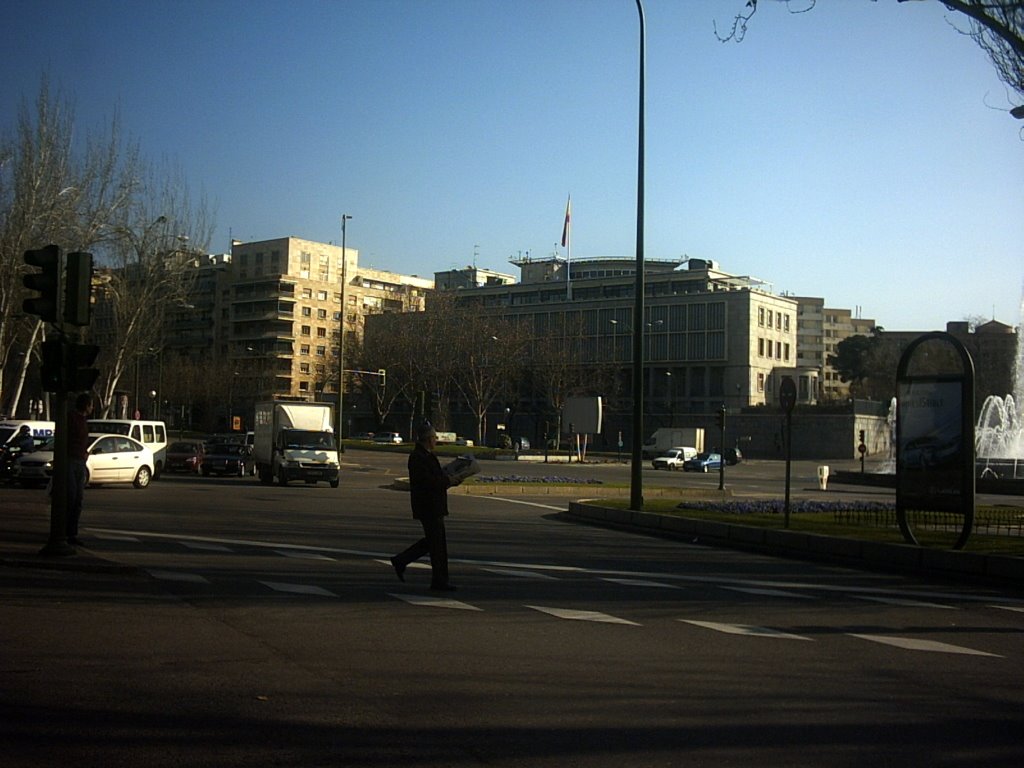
left=408, top=442, right=451, bottom=520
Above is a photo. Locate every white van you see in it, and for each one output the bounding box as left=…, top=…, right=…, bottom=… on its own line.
left=88, top=419, right=168, bottom=477
left=0, top=420, right=56, bottom=450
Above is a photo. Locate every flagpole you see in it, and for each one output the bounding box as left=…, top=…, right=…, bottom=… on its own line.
left=562, top=195, right=572, bottom=301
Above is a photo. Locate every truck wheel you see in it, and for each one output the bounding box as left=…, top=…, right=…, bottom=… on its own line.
left=330, top=480, right=339, bottom=488
left=277, top=469, right=287, bottom=486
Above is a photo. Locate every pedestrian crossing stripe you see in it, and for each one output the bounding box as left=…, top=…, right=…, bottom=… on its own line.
left=720, top=586, right=816, bottom=600
left=388, top=593, right=482, bottom=611
left=681, top=620, right=813, bottom=641
left=853, top=596, right=955, bottom=609
left=526, top=606, right=640, bottom=626
left=146, top=569, right=211, bottom=584
left=259, top=581, right=337, bottom=597
left=180, top=541, right=232, bottom=552
left=601, top=577, right=683, bottom=589
left=850, top=634, right=1002, bottom=657
left=275, top=550, right=336, bottom=561
left=481, top=567, right=558, bottom=580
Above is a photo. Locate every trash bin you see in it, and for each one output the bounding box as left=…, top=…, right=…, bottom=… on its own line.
left=817, top=465, right=829, bottom=491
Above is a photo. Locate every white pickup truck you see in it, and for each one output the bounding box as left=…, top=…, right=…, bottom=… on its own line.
left=651, top=446, right=697, bottom=470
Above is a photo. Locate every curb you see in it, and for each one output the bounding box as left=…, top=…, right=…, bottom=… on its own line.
left=565, top=501, right=1024, bottom=592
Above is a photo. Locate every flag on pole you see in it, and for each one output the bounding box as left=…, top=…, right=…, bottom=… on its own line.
left=561, top=195, right=571, bottom=248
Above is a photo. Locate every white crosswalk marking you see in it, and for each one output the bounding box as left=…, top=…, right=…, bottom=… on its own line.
left=681, top=620, right=813, bottom=641
left=260, top=581, right=336, bottom=597
left=854, top=596, right=955, bottom=609
left=147, top=569, right=210, bottom=584
left=180, top=541, right=232, bottom=552
left=990, top=604, right=1024, bottom=613
left=374, top=559, right=431, bottom=571
left=602, top=577, right=682, bottom=589
left=526, top=606, right=640, bottom=626
left=850, top=634, right=1002, bottom=657
left=90, top=532, right=140, bottom=542
left=481, top=567, right=558, bottom=580
left=721, top=586, right=816, bottom=600
left=275, top=550, right=335, bottom=561
left=389, top=593, right=482, bottom=611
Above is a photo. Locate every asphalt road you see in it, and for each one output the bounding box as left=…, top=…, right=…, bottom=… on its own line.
left=2, top=450, right=1023, bottom=767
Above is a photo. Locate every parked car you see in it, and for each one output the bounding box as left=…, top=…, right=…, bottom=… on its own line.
left=15, top=434, right=155, bottom=489
left=351, top=432, right=375, bottom=441
left=683, top=452, right=723, bottom=473
left=202, top=442, right=252, bottom=477
left=166, top=441, right=205, bottom=474
left=651, top=446, right=698, bottom=471
left=373, top=432, right=403, bottom=444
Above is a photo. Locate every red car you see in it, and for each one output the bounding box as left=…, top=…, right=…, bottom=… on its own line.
left=166, top=441, right=205, bottom=474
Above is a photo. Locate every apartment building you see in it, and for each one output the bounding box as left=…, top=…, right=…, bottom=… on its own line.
left=794, top=297, right=877, bottom=402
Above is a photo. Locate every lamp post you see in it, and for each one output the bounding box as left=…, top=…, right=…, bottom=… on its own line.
left=337, top=214, right=352, bottom=453
left=629, top=0, right=646, bottom=511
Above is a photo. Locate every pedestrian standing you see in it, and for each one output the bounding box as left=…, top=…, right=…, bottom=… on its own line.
left=67, top=393, right=94, bottom=546
left=390, top=422, right=458, bottom=591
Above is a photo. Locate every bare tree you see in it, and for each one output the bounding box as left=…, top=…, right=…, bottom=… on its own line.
left=89, top=161, right=213, bottom=417
left=0, top=78, right=137, bottom=416
left=719, top=1, right=1024, bottom=110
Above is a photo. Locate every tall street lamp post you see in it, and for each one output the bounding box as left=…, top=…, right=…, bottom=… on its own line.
left=337, top=214, right=352, bottom=453
left=630, top=0, right=647, bottom=511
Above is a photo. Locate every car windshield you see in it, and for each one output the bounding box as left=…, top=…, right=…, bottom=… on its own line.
left=283, top=430, right=335, bottom=450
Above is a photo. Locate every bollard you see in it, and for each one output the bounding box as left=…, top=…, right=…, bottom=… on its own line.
left=817, top=465, right=829, bottom=491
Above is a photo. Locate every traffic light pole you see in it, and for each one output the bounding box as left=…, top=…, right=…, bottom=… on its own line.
left=39, top=388, right=73, bottom=555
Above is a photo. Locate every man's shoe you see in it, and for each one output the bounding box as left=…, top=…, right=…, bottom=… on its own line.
left=430, top=583, right=457, bottom=592
left=390, top=557, right=406, bottom=582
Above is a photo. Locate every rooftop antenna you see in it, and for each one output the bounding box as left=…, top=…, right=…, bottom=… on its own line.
left=473, top=244, right=479, bottom=269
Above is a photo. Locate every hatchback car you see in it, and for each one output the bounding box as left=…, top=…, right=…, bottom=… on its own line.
left=166, top=441, right=205, bottom=474
left=15, top=434, right=155, bottom=488
left=683, top=452, right=723, bottom=473
left=201, top=442, right=252, bottom=476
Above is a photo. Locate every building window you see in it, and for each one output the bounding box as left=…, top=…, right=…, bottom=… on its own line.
left=757, top=373, right=765, bottom=392
left=317, top=290, right=328, bottom=301
left=300, top=325, right=311, bottom=336
left=758, top=307, right=765, bottom=327
left=784, top=343, right=791, bottom=361
left=767, top=311, right=773, bottom=329
left=758, top=338, right=765, bottom=357
left=316, top=327, right=327, bottom=338
left=317, top=309, right=327, bottom=320
left=302, top=288, right=312, bottom=299
left=316, top=346, right=326, bottom=356
left=300, top=362, right=310, bottom=374
left=302, top=307, right=311, bottom=317
left=299, top=380, right=309, bottom=392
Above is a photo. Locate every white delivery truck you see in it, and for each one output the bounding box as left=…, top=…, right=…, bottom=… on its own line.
left=254, top=402, right=340, bottom=487
left=642, top=427, right=705, bottom=458
left=0, top=420, right=56, bottom=449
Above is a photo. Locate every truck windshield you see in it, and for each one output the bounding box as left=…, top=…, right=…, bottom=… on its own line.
left=283, top=430, right=335, bottom=450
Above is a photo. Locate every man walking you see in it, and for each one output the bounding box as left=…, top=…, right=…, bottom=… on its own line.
left=67, top=393, right=93, bottom=546
left=390, top=422, right=457, bottom=591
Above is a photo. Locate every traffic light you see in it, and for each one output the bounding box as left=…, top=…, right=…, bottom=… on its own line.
left=66, top=342, right=100, bottom=391
left=859, top=429, right=866, bottom=445
left=64, top=251, right=94, bottom=326
left=40, top=338, right=65, bottom=392
left=378, top=368, right=386, bottom=389
left=23, top=245, right=63, bottom=322
left=714, top=407, right=725, bottom=429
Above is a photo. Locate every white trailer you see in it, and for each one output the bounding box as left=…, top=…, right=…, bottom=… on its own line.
left=254, top=402, right=340, bottom=487
left=642, top=427, right=705, bottom=458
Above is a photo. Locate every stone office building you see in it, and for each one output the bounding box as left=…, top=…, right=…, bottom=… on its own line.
left=433, top=255, right=815, bottom=445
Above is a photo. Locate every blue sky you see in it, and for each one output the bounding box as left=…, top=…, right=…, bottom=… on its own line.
left=2, top=0, right=1021, bottom=330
